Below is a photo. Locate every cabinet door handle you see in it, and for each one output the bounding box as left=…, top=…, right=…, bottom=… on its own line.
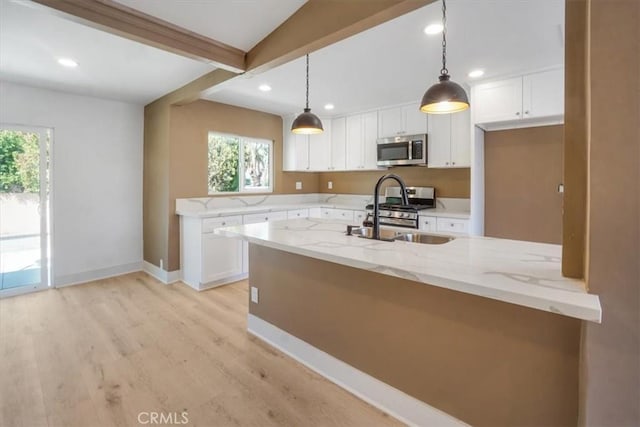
left=524, top=110, right=530, bottom=115
left=452, top=161, right=455, bottom=165
left=445, top=162, right=449, bottom=165
left=516, top=112, right=521, bottom=116
left=222, top=222, right=226, bottom=226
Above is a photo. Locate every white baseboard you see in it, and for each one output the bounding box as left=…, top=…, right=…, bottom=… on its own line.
left=183, top=273, right=248, bottom=291
left=247, top=314, right=468, bottom=427
left=54, top=261, right=143, bottom=288
left=143, top=261, right=181, bottom=284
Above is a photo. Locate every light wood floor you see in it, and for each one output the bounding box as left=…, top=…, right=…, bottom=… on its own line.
left=0, top=272, right=401, bottom=427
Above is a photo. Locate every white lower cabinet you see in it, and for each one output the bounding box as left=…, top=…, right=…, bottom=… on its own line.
left=242, top=211, right=287, bottom=273
left=181, top=215, right=244, bottom=291
left=354, top=210, right=368, bottom=225
left=309, top=207, right=322, bottom=218
left=321, top=208, right=355, bottom=221
left=287, top=208, right=309, bottom=219
left=436, top=217, right=470, bottom=234
left=418, top=215, right=437, bottom=232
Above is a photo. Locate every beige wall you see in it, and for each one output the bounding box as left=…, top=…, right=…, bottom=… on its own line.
left=143, top=103, right=170, bottom=269
left=579, top=0, right=640, bottom=425
left=166, top=99, right=320, bottom=271
left=319, top=167, right=470, bottom=197
left=250, top=244, right=581, bottom=427
left=485, top=125, right=563, bottom=243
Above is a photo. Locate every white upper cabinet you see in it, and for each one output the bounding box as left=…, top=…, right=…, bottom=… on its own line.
left=472, top=67, right=564, bottom=129
left=378, top=102, right=428, bottom=137
left=282, top=114, right=331, bottom=171
left=330, top=117, right=346, bottom=171
left=522, top=68, right=564, bottom=119
left=473, top=77, right=523, bottom=123
left=346, top=111, right=379, bottom=170
left=402, top=103, right=429, bottom=135
left=309, top=119, right=331, bottom=171
left=427, top=109, right=470, bottom=168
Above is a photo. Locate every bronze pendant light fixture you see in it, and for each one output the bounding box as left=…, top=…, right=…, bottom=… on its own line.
left=291, top=54, right=324, bottom=134
left=420, top=0, right=469, bottom=114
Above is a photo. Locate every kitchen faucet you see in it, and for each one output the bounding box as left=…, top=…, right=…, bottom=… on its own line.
left=372, top=173, right=409, bottom=240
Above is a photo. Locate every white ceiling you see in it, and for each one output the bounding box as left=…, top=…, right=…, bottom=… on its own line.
left=205, top=0, right=565, bottom=117
left=113, top=0, right=307, bottom=51
left=0, top=0, right=216, bottom=104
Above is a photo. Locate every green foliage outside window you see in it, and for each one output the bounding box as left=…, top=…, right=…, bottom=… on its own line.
left=208, top=132, right=272, bottom=194
left=0, top=130, right=40, bottom=193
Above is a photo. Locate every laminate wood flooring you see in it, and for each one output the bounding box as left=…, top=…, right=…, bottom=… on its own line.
left=0, top=272, right=401, bottom=427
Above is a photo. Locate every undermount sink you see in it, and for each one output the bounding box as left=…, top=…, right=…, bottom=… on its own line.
left=349, top=227, right=454, bottom=245
left=393, top=233, right=454, bottom=245
left=350, top=226, right=402, bottom=241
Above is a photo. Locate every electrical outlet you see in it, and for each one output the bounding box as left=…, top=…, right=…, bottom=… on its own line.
left=328, top=181, right=333, bottom=190
left=295, top=181, right=302, bottom=190
left=250, top=286, right=259, bottom=303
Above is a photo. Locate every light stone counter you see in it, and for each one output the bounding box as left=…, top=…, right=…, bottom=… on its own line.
left=216, top=218, right=602, bottom=323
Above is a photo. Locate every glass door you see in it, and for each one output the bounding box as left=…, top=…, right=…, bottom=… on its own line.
left=0, top=125, right=50, bottom=297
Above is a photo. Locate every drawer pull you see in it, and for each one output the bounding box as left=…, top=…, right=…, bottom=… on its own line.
left=222, top=222, right=226, bottom=226
left=264, top=217, right=269, bottom=221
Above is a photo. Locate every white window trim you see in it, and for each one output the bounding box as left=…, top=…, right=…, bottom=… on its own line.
left=207, top=132, right=274, bottom=195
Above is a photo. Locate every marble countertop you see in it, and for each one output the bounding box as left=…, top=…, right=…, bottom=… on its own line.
left=216, top=218, right=601, bottom=323
left=176, top=203, right=471, bottom=220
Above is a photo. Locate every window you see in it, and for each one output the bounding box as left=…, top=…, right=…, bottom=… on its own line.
left=207, top=132, right=273, bottom=194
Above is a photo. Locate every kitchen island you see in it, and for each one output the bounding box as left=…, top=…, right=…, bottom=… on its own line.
left=216, top=218, right=601, bottom=426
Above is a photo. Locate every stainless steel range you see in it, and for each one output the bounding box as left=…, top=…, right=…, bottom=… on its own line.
left=365, top=186, right=436, bottom=229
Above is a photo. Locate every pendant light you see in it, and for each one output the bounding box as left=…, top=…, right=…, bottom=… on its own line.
left=291, top=54, right=324, bottom=134
left=420, top=0, right=469, bottom=114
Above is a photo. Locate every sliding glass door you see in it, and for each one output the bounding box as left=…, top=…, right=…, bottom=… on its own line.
left=0, top=125, right=50, bottom=297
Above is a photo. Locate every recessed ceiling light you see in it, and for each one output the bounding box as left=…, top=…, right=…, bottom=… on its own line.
left=424, top=23, right=443, bottom=35
left=324, top=103, right=335, bottom=110
left=468, top=69, right=485, bottom=78
left=57, top=58, right=78, bottom=68
left=258, top=84, right=271, bottom=92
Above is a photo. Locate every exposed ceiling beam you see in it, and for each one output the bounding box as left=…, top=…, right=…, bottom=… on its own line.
left=149, top=0, right=433, bottom=106
left=29, top=0, right=246, bottom=73
left=246, top=0, right=434, bottom=75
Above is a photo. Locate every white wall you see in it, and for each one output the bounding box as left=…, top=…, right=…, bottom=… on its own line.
left=0, top=81, right=143, bottom=286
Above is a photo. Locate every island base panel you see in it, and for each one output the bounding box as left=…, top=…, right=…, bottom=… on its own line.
left=248, top=244, right=580, bottom=427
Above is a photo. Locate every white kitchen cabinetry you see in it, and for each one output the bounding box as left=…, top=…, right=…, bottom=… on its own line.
left=346, top=111, right=379, bottom=170
left=354, top=210, right=368, bottom=225
left=418, top=215, right=437, bottom=233
left=427, top=109, right=471, bottom=168
left=378, top=102, right=428, bottom=137
left=436, top=217, right=470, bottom=234
left=287, top=208, right=309, bottom=219
left=321, top=208, right=355, bottom=221
left=473, top=68, right=564, bottom=128
left=309, top=207, right=322, bottom=218
left=329, top=117, right=346, bottom=171
left=282, top=115, right=331, bottom=171
left=181, top=215, right=244, bottom=291
left=242, top=211, right=287, bottom=273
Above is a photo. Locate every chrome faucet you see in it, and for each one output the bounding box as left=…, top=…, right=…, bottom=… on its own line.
left=373, top=173, right=409, bottom=240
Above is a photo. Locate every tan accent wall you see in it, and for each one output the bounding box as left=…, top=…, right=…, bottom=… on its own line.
left=484, top=125, right=563, bottom=244
left=249, top=245, right=581, bottom=427
left=166, top=99, right=320, bottom=271
left=579, top=0, right=640, bottom=425
left=143, top=103, right=170, bottom=269
left=318, top=167, right=470, bottom=198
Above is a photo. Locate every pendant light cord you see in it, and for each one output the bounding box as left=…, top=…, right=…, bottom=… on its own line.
left=440, top=0, right=448, bottom=76
left=305, top=54, right=310, bottom=109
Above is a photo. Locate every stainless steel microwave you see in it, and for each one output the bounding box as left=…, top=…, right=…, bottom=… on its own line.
left=376, top=134, right=427, bottom=167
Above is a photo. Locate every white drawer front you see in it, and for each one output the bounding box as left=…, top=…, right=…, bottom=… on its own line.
left=243, top=210, right=287, bottom=225
left=308, top=207, right=322, bottom=218
left=287, top=208, right=310, bottom=219
left=202, top=215, right=242, bottom=233
left=436, top=217, right=469, bottom=234
left=418, top=215, right=437, bottom=232
left=354, top=210, right=367, bottom=224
